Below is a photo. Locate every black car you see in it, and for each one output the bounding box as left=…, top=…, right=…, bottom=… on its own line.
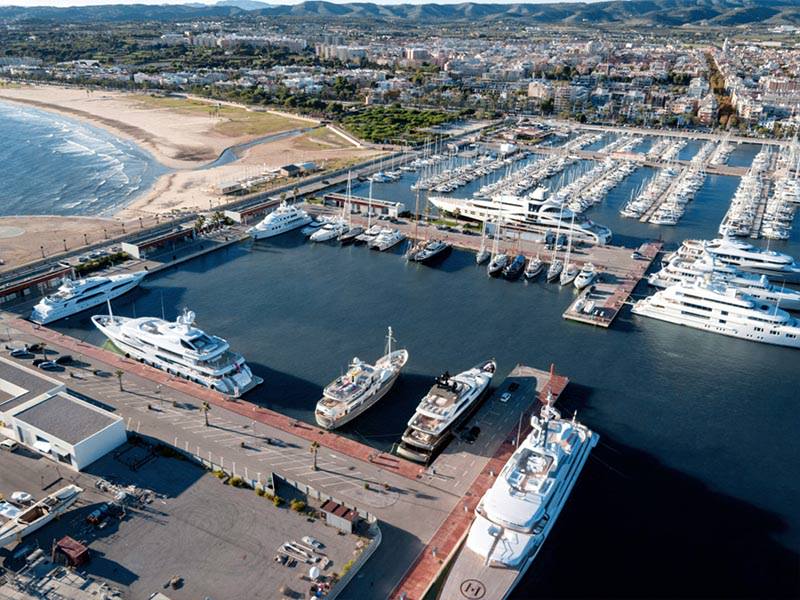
left=463, top=426, right=481, bottom=444
left=55, top=355, right=74, bottom=365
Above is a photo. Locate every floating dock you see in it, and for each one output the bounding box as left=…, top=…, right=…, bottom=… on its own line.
left=562, top=241, right=661, bottom=328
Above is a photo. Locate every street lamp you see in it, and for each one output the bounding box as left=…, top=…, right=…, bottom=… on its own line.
left=83, top=233, right=88, bottom=245
left=40, top=245, right=45, bottom=258
left=103, top=228, right=108, bottom=239
left=62, top=239, right=67, bottom=252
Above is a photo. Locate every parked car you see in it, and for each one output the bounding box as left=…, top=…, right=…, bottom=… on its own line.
left=463, top=426, right=481, bottom=444
left=8, top=346, right=30, bottom=358
left=86, top=503, right=111, bottom=525
left=302, top=536, right=324, bottom=550
left=37, top=361, right=61, bottom=371
left=0, top=439, right=19, bottom=452
left=55, top=355, right=74, bottom=365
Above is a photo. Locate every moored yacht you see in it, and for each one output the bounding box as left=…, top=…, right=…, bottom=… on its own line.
left=31, top=271, right=146, bottom=325
left=439, top=400, right=598, bottom=600
left=0, top=485, right=83, bottom=548
left=397, top=360, right=496, bottom=463
left=247, top=202, right=312, bottom=239
left=667, top=238, right=800, bottom=282
left=429, top=187, right=612, bottom=245
left=574, top=263, right=597, bottom=290
left=524, top=256, right=544, bottom=280
left=546, top=259, right=563, bottom=282
left=92, top=307, right=262, bottom=396
left=503, top=255, right=526, bottom=280
left=649, top=256, right=800, bottom=310
left=310, top=218, right=348, bottom=242
left=559, top=263, right=578, bottom=286
left=632, top=278, right=800, bottom=348
left=315, top=327, right=409, bottom=429
left=408, top=239, right=451, bottom=263
left=370, top=228, right=406, bottom=251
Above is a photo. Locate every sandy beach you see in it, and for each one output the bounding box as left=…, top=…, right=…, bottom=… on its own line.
left=0, top=84, right=381, bottom=266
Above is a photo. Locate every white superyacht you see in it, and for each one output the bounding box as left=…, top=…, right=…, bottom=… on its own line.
left=315, top=327, right=408, bottom=429
left=649, top=256, right=800, bottom=310
left=92, top=306, right=262, bottom=396
left=632, top=278, right=800, bottom=348
left=666, top=238, right=800, bottom=282
left=429, top=187, right=612, bottom=245
left=397, top=359, right=496, bottom=463
left=440, top=400, right=598, bottom=600
left=247, top=201, right=312, bottom=239
left=30, top=271, right=146, bottom=324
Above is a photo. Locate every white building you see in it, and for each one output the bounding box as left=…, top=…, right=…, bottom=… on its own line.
left=0, top=358, right=126, bottom=471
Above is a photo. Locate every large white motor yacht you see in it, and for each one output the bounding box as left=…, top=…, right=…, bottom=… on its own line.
left=91, top=307, right=262, bottom=396
left=247, top=202, right=312, bottom=239
left=397, top=359, right=496, bottom=463
left=429, top=187, right=612, bottom=245
left=310, top=218, right=348, bottom=242
left=632, top=278, right=800, bottom=348
left=31, top=271, right=146, bottom=325
left=666, top=238, right=800, bottom=282
left=439, top=401, right=598, bottom=600
left=315, top=327, right=408, bottom=429
left=649, top=256, right=800, bottom=310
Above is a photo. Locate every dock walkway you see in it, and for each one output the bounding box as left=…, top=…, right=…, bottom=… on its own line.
left=562, top=241, right=661, bottom=328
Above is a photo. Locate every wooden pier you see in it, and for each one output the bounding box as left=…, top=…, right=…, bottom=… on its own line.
left=562, top=241, right=661, bottom=328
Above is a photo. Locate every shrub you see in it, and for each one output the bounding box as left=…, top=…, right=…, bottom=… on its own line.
left=255, top=486, right=266, bottom=497
left=340, top=558, right=356, bottom=576
left=272, top=495, right=284, bottom=507
left=229, top=475, right=244, bottom=488
left=290, top=499, right=306, bottom=512
left=213, top=469, right=225, bottom=479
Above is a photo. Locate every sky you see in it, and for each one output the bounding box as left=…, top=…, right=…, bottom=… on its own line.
left=1, top=0, right=581, bottom=6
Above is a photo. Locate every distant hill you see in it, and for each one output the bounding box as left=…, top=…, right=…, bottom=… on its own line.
left=1, top=0, right=799, bottom=26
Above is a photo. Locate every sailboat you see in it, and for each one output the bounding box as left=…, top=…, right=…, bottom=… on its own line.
left=339, top=173, right=364, bottom=244
left=525, top=254, right=544, bottom=280
left=546, top=204, right=565, bottom=282
left=487, top=218, right=509, bottom=276
left=559, top=214, right=578, bottom=286
left=355, top=180, right=381, bottom=244
left=476, top=219, right=491, bottom=264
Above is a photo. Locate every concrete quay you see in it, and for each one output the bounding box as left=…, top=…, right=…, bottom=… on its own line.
left=562, top=241, right=662, bottom=328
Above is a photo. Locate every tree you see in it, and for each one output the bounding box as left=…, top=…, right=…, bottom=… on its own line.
left=114, top=369, right=124, bottom=391
left=310, top=440, right=320, bottom=471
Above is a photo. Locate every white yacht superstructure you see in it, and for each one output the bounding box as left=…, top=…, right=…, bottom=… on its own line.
left=649, top=256, right=800, bottom=310
left=632, top=279, right=800, bottom=348
left=91, top=307, right=262, bottom=396
left=429, top=187, right=612, bottom=245
left=315, top=327, right=408, bottom=429
left=439, top=401, right=597, bottom=600
left=247, top=202, right=312, bottom=239
left=666, top=238, right=800, bottom=282
left=397, top=360, right=496, bottom=463
left=30, top=271, right=146, bottom=324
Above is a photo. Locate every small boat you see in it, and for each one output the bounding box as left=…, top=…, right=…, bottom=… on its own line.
left=574, top=263, right=597, bottom=289
left=339, top=226, right=364, bottom=245
left=0, top=485, right=83, bottom=548
left=310, top=219, right=348, bottom=242
left=524, top=255, right=544, bottom=280
left=503, top=255, right=526, bottom=280
left=546, top=259, right=563, bottom=282
left=487, top=253, right=508, bottom=277
left=559, top=263, right=578, bottom=286
left=371, top=229, right=406, bottom=251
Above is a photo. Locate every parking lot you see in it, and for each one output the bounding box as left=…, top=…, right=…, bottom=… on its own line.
left=0, top=446, right=361, bottom=600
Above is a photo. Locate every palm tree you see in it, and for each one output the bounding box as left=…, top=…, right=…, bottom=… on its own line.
left=310, top=441, right=320, bottom=471
left=114, top=369, right=124, bottom=391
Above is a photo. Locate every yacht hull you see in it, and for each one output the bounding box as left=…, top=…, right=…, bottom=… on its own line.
left=315, top=368, right=402, bottom=430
